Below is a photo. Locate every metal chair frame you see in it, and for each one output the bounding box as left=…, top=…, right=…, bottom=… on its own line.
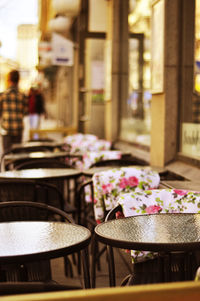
left=0, top=178, right=73, bottom=213
left=14, top=161, right=81, bottom=222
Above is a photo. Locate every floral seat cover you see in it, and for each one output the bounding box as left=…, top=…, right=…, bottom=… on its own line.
left=92, top=167, right=160, bottom=224
left=63, top=133, right=111, bottom=153
left=117, top=189, right=200, bottom=262
left=63, top=133, right=114, bottom=169
left=76, top=150, right=122, bottom=170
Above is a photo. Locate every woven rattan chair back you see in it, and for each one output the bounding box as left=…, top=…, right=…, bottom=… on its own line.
left=0, top=201, right=73, bottom=284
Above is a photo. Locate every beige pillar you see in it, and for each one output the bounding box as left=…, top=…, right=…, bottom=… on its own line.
left=150, top=0, right=181, bottom=167
left=105, top=0, right=129, bottom=142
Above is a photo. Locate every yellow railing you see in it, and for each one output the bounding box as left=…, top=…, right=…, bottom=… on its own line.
left=1, top=281, right=200, bottom=301
left=29, top=126, right=77, bottom=140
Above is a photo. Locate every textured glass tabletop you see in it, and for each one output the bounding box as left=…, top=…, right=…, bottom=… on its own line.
left=95, top=213, right=200, bottom=251
left=4, top=151, right=71, bottom=161
left=0, top=221, right=91, bottom=262
left=0, top=168, right=81, bottom=179
left=12, top=141, right=65, bottom=149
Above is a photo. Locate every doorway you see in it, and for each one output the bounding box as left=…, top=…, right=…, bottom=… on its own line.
left=79, top=37, right=106, bottom=138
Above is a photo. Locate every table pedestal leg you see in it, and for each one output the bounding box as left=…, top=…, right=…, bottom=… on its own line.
left=81, top=247, right=91, bottom=289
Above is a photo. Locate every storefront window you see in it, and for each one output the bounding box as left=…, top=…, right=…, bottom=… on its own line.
left=84, top=38, right=106, bottom=137
left=119, top=0, right=151, bottom=147
left=180, top=0, right=200, bottom=159
left=194, top=0, right=200, bottom=95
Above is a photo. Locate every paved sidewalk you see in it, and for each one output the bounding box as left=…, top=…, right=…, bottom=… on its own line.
left=51, top=246, right=133, bottom=289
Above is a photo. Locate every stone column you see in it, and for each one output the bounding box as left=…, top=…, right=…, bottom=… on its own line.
left=150, top=0, right=183, bottom=166
left=104, top=0, right=129, bottom=141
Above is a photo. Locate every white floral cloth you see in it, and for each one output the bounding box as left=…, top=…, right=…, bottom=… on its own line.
left=63, top=133, right=111, bottom=153
left=77, top=150, right=122, bottom=170
left=63, top=133, right=114, bottom=169
left=92, top=167, right=160, bottom=223
left=117, top=189, right=200, bottom=262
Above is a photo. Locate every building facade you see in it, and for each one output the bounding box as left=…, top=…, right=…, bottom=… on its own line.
left=38, top=0, right=200, bottom=180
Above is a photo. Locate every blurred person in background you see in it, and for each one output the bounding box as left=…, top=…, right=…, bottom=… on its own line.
left=0, top=70, right=28, bottom=152
left=28, top=84, right=45, bottom=139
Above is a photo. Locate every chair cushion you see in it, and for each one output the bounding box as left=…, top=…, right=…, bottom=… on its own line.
left=93, top=167, right=160, bottom=223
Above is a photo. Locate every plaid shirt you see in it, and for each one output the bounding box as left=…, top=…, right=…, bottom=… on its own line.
left=192, top=99, right=200, bottom=123
left=0, top=86, right=28, bottom=135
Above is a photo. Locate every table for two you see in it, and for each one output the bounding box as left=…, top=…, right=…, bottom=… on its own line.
left=0, top=220, right=91, bottom=288
left=1, top=150, right=83, bottom=171
left=95, top=212, right=200, bottom=285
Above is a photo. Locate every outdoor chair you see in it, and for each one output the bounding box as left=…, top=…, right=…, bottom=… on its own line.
left=0, top=147, right=50, bottom=171
left=0, top=201, right=82, bottom=291
left=14, top=160, right=81, bottom=222
left=78, top=166, right=160, bottom=287
left=89, top=157, right=146, bottom=168
left=14, top=158, right=72, bottom=170
left=0, top=178, right=75, bottom=214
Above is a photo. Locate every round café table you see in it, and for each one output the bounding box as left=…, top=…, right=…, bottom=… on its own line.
left=11, top=141, right=66, bottom=152
left=95, top=213, right=200, bottom=284
left=4, top=151, right=70, bottom=161
left=1, top=151, right=83, bottom=172
left=0, top=168, right=81, bottom=180
left=0, top=221, right=91, bottom=288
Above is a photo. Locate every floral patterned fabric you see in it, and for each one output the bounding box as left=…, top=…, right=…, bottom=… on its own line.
left=76, top=150, right=122, bottom=171
left=63, top=133, right=111, bottom=153
left=117, top=189, right=200, bottom=262
left=92, top=167, right=160, bottom=223
left=63, top=133, right=114, bottom=169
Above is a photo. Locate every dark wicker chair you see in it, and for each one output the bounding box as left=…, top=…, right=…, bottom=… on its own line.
left=90, top=157, right=146, bottom=168
left=0, top=148, right=50, bottom=171
left=0, top=201, right=82, bottom=292
left=79, top=160, right=148, bottom=288
left=14, top=158, right=72, bottom=170
left=0, top=178, right=75, bottom=214
left=77, top=178, right=115, bottom=288
left=14, top=160, right=80, bottom=221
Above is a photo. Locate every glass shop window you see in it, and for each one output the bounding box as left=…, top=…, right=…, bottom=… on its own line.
left=119, top=0, right=151, bottom=147
left=180, top=0, right=200, bottom=159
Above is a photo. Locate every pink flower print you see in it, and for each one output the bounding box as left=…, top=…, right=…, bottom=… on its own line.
left=83, top=153, right=89, bottom=159
left=128, top=176, right=139, bottom=187
left=93, top=199, right=97, bottom=204
left=116, top=211, right=124, bottom=219
left=102, top=183, right=113, bottom=194
left=173, top=189, right=188, bottom=196
left=119, top=177, right=129, bottom=189
left=146, top=205, right=162, bottom=214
